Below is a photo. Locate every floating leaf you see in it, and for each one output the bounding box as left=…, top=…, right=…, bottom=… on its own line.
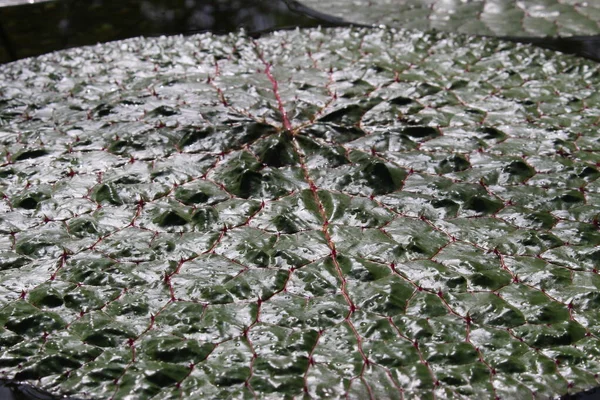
left=0, top=23, right=599, bottom=400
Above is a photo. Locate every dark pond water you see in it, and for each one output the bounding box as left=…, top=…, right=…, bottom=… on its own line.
left=502, top=34, right=600, bottom=63
left=0, top=378, right=78, bottom=400
left=0, top=0, right=353, bottom=63
left=0, top=0, right=599, bottom=64
left=0, top=1, right=599, bottom=399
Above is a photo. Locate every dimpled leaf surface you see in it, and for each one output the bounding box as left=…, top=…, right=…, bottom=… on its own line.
left=1, top=27, right=600, bottom=399
left=296, top=0, right=600, bottom=37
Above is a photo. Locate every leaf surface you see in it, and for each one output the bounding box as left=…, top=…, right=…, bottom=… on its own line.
left=0, top=27, right=599, bottom=399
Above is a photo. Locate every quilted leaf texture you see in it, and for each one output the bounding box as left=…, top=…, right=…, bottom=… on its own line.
left=295, top=0, right=600, bottom=37
left=1, top=27, right=600, bottom=399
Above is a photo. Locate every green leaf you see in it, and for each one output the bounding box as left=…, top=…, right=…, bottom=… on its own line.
left=296, top=0, right=600, bottom=37
left=0, top=23, right=599, bottom=400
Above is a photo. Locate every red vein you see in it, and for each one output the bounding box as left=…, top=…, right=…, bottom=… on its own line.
left=254, top=43, right=293, bottom=132
left=264, top=63, right=292, bottom=132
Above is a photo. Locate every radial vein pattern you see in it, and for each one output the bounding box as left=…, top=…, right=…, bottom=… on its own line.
left=0, top=28, right=600, bottom=399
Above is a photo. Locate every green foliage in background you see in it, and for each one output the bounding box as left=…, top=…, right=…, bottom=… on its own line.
left=1, top=3, right=600, bottom=400
left=296, top=0, right=600, bottom=37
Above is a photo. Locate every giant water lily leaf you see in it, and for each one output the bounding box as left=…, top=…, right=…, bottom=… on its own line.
left=1, top=27, right=600, bottom=400
left=294, top=0, right=600, bottom=37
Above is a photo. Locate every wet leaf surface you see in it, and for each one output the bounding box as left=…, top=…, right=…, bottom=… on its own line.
left=0, top=26, right=600, bottom=399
